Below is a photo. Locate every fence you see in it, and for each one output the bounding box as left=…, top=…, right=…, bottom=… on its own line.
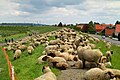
left=2, top=48, right=17, bottom=80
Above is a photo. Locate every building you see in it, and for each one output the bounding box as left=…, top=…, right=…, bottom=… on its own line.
left=95, top=24, right=113, bottom=32
left=76, top=24, right=89, bottom=32
left=105, top=26, right=115, bottom=36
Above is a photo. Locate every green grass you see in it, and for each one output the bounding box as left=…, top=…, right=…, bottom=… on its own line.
left=0, top=33, right=26, bottom=43
left=1, top=27, right=120, bottom=80
left=0, top=26, right=61, bottom=80
left=0, top=47, right=10, bottom=80
left=94, top=40, right=120, bottom=69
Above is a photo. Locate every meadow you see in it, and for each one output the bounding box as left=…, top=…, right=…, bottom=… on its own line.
left=0, top=26, right=120, bottom=80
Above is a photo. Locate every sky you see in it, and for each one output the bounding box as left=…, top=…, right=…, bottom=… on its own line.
left=0, top=0, right=120, bottom=25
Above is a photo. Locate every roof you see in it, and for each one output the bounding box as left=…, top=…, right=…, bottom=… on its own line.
left=95, top=24, right=113, bottom=32
left=116, top=24, right=120, bottom=33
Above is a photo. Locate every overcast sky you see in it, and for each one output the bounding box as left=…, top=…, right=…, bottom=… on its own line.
left=0, top=0, right=120, bottom=24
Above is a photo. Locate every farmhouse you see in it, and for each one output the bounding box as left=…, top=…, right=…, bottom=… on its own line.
left=105, top=26, right=115, bottom=36
left=95, top=24, right=113, bottom=32
left=76, top=24, right=89, bottom=32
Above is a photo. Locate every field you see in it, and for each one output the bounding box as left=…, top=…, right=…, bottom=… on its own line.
left=0, top=26, right=120, bottom=80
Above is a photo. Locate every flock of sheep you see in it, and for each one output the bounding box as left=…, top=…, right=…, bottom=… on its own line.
left=4, top=28, right=120, bottom=80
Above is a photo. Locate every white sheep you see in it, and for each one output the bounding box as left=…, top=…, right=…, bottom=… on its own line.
left=34, top=66, right=57, bottom=80
left=77, top=47, right=103, bottom=68
left=106, top=42, right=112, bottom=49
left=106, top=50, right=113, bottom=62
left=36, top=55, right=48, bottom=64
left=52, top=62, right=69, bottom=70
left=27, top=46, right=34, bottom=55
left=84, top=68, right=115, bottom=80
left=13, top=49, right=22, bottom=60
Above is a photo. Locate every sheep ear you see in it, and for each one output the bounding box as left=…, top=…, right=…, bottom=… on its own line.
left=110, top=50, right=113, bottom=54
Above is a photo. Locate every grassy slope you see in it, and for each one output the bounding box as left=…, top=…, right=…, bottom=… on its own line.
left=94, top=40, right=120, bottom=69
left=0, top=26, right=120, bottom=80
left=0, top=26, right=61, bottom=80
left=0, top=47, right=10, bottom=80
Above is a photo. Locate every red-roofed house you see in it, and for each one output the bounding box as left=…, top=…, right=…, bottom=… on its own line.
left=115, top=24, right=120, bottom=40
left=115, top=24, right=120, bottom=33
left=95, top=24, right=113, bottom=32
left=105, top=26, right=115, bottom=36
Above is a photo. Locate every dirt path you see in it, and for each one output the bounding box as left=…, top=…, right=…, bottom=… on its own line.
left=57, top=61, right=87, bottom=80
left=58, top=69, right=87, bottom=80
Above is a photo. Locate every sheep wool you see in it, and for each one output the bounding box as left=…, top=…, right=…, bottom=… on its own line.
left=34, top=66, right=57, bottom=80
left=84, top=68, right=114, bottom=80
left=14, top=49, right=22, bottom=60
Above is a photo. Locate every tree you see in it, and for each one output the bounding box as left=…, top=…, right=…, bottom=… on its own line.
left=58, top=22, right=63, bottom=27
left=115, top=20, right=120, bottom=25
left=88, top=21, right=95, bottom=31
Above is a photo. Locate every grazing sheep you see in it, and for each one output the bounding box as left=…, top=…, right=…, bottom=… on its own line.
left=27, top=46, right=34, bottom=55
left=84, top=68, right=115, bottom=80
left=106, top=42, right=111, bottom=49
left=14, top=49, right=22, bottom=60
left=106, top=50, right=113, bottom=62
left=18, top=45, right=27, bottom=51
left=77, top=47, right=103, bottom=68
left=34, top=66, right=57, bottom=80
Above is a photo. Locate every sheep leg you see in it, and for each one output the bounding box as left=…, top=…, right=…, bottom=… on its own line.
left=82, top=60, right=85, bottom=69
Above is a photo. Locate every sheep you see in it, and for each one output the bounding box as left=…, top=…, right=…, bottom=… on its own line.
left=77, top=47, right=103, bottom=68
left=18, top=45, right=27, bottom=51
left=83, top=68, right=115, bottom=80
left=34, top=66, right=57, bottom=80
left=71, top=60, right=83, bottom=69
left=13, top=49, right=22, bottom=60
left=58, top=52, right=69, bottom=61
left=106, top=50, right=113, bottom=62
left=49, top=39, right=64, bottom=45
left=52, top=62, right=69, bottom=70
left=71, top=60, right=97, bottom=69
left=47, top=56, right=67, bottom=63
left=98, top=63, right=120, bottom=80
left=27, top=46, right=34, bottom=55
left=36, top=55, right=48, bottom=64
left=106, top=42, right=111, bottom=49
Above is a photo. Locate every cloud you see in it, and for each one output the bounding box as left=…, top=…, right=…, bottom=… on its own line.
left=0, top=0, right=120, bottom=24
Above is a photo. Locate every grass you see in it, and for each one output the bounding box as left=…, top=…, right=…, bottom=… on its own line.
left=0, top=26, right=120, bottom=80
left=0, top=26, right=61, bottom=80
left=0, top=47, right=10, bottom=80
left=94, top=40, right=120, bottom=69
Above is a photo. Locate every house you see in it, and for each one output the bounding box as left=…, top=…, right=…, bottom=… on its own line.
left=105, top=26, right=115, bottom=36
left=76, top=24, right=89, bottom=32
left=95, top=24, right=111, bottom=32
left=115, top=24, right=120, bottom=34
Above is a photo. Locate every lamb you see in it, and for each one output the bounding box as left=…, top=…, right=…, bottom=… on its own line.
left=27, top=46, right=34, bottom=55
left=77, top=47, right=103, bottom=68
left=84, top=68, right=115, bottom=80
left=13, top=49, right=22, bottom=60
left=34, top=66, right=57, bottom=80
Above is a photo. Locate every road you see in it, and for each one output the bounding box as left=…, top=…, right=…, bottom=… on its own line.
left=92, top=34, right=120, bottom=46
